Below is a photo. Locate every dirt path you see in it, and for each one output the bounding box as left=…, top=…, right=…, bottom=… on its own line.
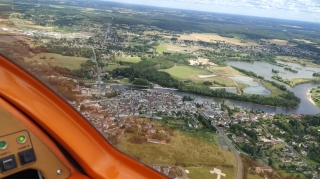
left=233, top=80, right=241, bottom=95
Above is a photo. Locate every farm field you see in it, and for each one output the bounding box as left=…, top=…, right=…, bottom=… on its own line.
left=103, top=64, right=130, bottom=72
left=178, top=33, right=259, bottom=46
left=116, top=56, right=141, bottom=63
left=267, top=39, right=288, bottom=45
left=24, top=53, right=88, bottom=70
left=156, top=43, right=196, bottom=54
left=160, top=66, right=212, bottom=81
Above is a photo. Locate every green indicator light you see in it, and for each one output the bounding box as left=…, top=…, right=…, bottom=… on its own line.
left=0, top=141, right=7, bottom=149
left=17, top=135, right=27, bottom=144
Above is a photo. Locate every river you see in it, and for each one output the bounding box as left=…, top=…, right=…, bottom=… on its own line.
left=109, top=57, right=320, bottom=115
left=111, top=84, right=320, bottom=114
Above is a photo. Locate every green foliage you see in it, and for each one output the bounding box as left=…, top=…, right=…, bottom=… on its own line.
left=213, top=80, right=227, bottom=87
left=284, top=67, right=298, bottom=73
left=133, top=78, right=149, bottom=86
left=313, top=72, right=320, bottom=77
left=182, top=95, right=193, bottom=101
left=202, top=81, right=213, bottom=86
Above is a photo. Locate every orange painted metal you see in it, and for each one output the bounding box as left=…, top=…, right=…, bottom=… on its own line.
left=0, top=97, right=89, bottom=179
left=0, top=56, right=168, bottom=179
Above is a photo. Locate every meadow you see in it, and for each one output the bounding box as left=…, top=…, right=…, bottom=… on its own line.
left=116, top=130, right=237, bottom=168
left=159, top=66, right=212, bottom=81
left=116, top=56, right=141, bottom=63
left=24, top=53, right=88, bottom=70
left=103, top=64, right=130, bottom=72
left=178, top=33, right=259, bottom=46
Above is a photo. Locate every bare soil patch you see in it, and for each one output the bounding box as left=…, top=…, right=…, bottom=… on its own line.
left=267, top=39, right=288, bottom=45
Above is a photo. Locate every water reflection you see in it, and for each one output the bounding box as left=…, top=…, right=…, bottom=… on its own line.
left=111, top=84, right=320, bottom=114
left=229, top=76, right=271, bottom=95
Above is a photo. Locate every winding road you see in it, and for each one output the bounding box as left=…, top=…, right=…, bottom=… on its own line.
left=217, top=130, right=243, bottom=179
left=198, top=110, right=243, bottom=179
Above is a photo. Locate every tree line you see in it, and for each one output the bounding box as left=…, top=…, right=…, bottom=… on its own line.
left=111, top=56, right=300, bottom=108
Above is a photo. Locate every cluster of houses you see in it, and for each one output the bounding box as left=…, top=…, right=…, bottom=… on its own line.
left=1, top=27, right=91, bottom=40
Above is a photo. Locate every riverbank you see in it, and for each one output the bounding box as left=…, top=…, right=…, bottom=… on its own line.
left=111, top=83, right=320, bottom=114
left=306, top=90, right=316, bottom=106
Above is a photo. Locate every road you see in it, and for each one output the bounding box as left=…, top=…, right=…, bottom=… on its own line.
left=282, top=141, right=319, bottom=178
left=218, top=130, right=243, bottom=179
left=198, top=111, right=243, bottom=179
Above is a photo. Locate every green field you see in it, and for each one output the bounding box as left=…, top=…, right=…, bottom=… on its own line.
left=116, top=56, right=141, bottom=63
left=247, top=174, right=264, bottom=179
left=24, top=53, right=88, bottom=70
left=156, top=44, right=171, bottom=53
left=304, top=156, right=320, bottom=167
left=186, top=166, right=236, bottom=179
left=278, top=170, right=307, bottom=179
left=156, top=43, right=182, bottom=53
left=260, top=80, right=286, bottom=97
left=116, top=130, right=237, bottom=167
left=160, top=66, right=212, bottom=81
left=103, top=64, right=129, bottom=72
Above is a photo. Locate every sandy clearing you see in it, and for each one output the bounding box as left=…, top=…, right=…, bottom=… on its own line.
left=189, top=58, right=216, bottom=66
left=268, top=39, right=288, bottom=45
left=293, top=39, right=315, bottom=44
left=197, top=74, right=216, bottom=78
left=179, top=33, right=259, bottom=46
left=306, top=90, right=316, bottom=106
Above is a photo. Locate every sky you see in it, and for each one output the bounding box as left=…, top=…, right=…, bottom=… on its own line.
left=106, top=0, right=320, bottom=23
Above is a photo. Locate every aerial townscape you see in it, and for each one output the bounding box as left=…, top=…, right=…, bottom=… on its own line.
left=0, top=0, right=320, bottom=179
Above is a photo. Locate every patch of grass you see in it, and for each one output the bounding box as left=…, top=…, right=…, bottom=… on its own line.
left=103, top=64, right=129, bottom=72
left=260, top=80, right=286, bottom=97
left=186, top=166, right=236, bottom=179
left=24, top=53, right=88, bottom=70
left=116, top=56, right=141, bottom=63
left=156, top=43, right=169, bottom=53
left=210, top=77, right=236, bottom=87
left=116, top=130, right=236, bottom=167
left=304, top=156, right=320, bottom=167
left=160, top=66, right=212, bottom=81
left=270, top=143, right=285, bottom=150
left=289, top=78, right=311, bottom=86
left=117, top=78, right=131, bottom=85
left=185, top=131, right=217, bottom=144
left=247, top=173, right=264, bottom=179
left=278, top=170, right=307, bottom=179
left=209, top=66, right=241, bottom=77
left=236, top=81, right=250, bottom=90
left=167, top=120, right=186, bottom=125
